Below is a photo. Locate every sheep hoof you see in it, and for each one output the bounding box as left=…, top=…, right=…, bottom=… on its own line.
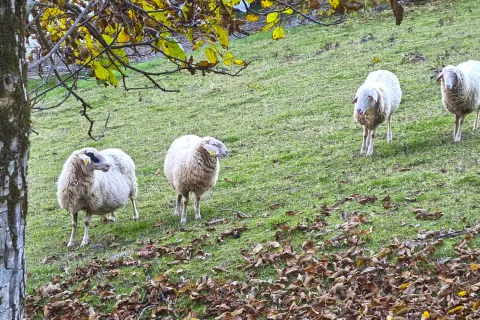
left=80, top=241, right=88, bottom=247
left=180, top=218, right=187, bottom=224
left=67, top=242, right=75, bottom=248
left=132, top=216, right=138, bottom=221
left=195, top=214, right=201, bottom=220
left=174, top=211, right=179, bottom=217
left=108, top=217, right=116, bottom=222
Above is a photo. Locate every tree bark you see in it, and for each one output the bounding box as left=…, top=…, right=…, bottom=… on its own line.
left=0, top=0, right=30, bottom=319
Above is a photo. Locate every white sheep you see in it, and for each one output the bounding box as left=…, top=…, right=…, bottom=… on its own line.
left=57, top=147, right=139, bottom=247
left=352, top=70, right=402, bottom=156
left=436, top=60, right=480, bottom=142
left=164, top=135, right=228, bottom=224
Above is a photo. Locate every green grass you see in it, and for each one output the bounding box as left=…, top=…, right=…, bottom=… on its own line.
left=27, top=0, right=480, bottom=312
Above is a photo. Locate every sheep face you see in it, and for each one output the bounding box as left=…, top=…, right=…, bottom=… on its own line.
left=79, top=148, right=111, bottom=172
left=437, top=66, right=459, bottom=91
left=352, top=87, right=378, bottom=116
left=202, top=137, right=228, bottom=159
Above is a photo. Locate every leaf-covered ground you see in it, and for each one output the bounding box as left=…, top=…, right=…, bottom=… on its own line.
left=26, top=0, right=480, bottom=318
left=26, top=199, right=480, bottom=319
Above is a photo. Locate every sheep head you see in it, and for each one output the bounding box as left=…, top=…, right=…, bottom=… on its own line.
left=202, top=137, right=228, bottom=159
left=352, top=87, right=378, bottom=116
left=78, top=148, right=111, bottom=172
left=437, top=66, right=459, bottom=90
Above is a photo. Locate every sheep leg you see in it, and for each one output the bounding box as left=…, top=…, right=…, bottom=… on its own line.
left=67, top=212, right=78, bottom=248
left=474, top=109, right=480, bottom=132
left=455, top=114, right=465, bottom=142
left=181, top=195, right=189, bottom=224
left=360, top=126, right=368, bottom=154
left=194, top=195, right=201, bottom=220
left=130, top=195, right=139, bottom=220
left=387, top=117, right=393, bottom=143
left=366, top=129, right=376, bottom=156
left=80, top=214, right=92, bottom=247
left=108, top=212, right=116, bottom=222
left=454, top=114, right=460, bottom=140
left=174, top=194, right=182, bottom=217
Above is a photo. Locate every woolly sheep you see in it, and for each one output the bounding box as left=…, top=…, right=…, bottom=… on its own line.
left=352, top=70, right=402, bottom=156
left=436, top=60, right=480, bottom=142
left=164, top=135, right=228, bottom=224
left=57, top=147, right=139, bottom=247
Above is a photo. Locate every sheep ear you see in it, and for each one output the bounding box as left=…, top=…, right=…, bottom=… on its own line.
left=203, top=144, right=219, bottom=156
left=351, top=97, right=358, bottom=104
left=78, top=154, right=91, bottom=166
left=370, top=89, right=378, bottom=102
left=436, top=72, right=443, bottom=81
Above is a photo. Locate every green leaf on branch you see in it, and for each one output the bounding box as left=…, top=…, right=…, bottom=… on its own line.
left=108, top=70, right=118, bottom=87
left=162, top=38, right=187, bottom=64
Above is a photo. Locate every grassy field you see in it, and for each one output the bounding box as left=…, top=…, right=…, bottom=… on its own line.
left=26, top=0, right=480, bottom=316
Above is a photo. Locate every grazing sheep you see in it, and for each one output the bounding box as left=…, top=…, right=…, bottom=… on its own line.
left=352, top=70, right=402, bottom=156
left=57, top=147, right=139, bottom=247
left=164, top=135, right=228, bottom=224
left=436, top=60, right=480, bottom=142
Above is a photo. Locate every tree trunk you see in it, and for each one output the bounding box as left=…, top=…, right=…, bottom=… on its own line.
left=0, top=0, right=30, bottom=318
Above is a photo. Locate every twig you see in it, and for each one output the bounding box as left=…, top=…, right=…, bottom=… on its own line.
left=433, top=230, right=466, bottom=240
left=138, top=305, right=154, bottom=319
left=220, top=209, right=252, bottom=219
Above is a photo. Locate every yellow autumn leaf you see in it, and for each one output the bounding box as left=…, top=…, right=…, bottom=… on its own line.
left=223, top=51, right=233, bottom=66
left=471, top=263, right=480, bottom=271
left=102, top=34, right=114, bottom=45
left=104, top=25, right=115, bottom=35
left=357, top=259, right=363, bottom=267
left=261, top=0, right=273, bottom=8
left=447, top=305, right=463, bottom=314
left=458, top=291, right=468, bottom=296
left=473, top=301, right=480, bottom=310
left=246, top=14, right=259, bottom=22
left=400, top=282, right=410, bottom=290
left=266, top=12, right=279, bottom=24
left=117, top=28, right=130, bottom=43
left=328, top=0, right=341, bottom=10
left=283, top=8, right=294, bottom=14
left=421, top=311, right=430, bottom=319
left=272, top=26, right=285, bottom=40
left=193, top=40, right=205, bottom=51
left=213, top=25, right=229, bottom=49
left=233, top=59, right=245, bottom=66
left=205, top=47, right=218, bottom=64
left=92, top=61, right=110, bottom=81
left=262, top=22, right=275, bottom=32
